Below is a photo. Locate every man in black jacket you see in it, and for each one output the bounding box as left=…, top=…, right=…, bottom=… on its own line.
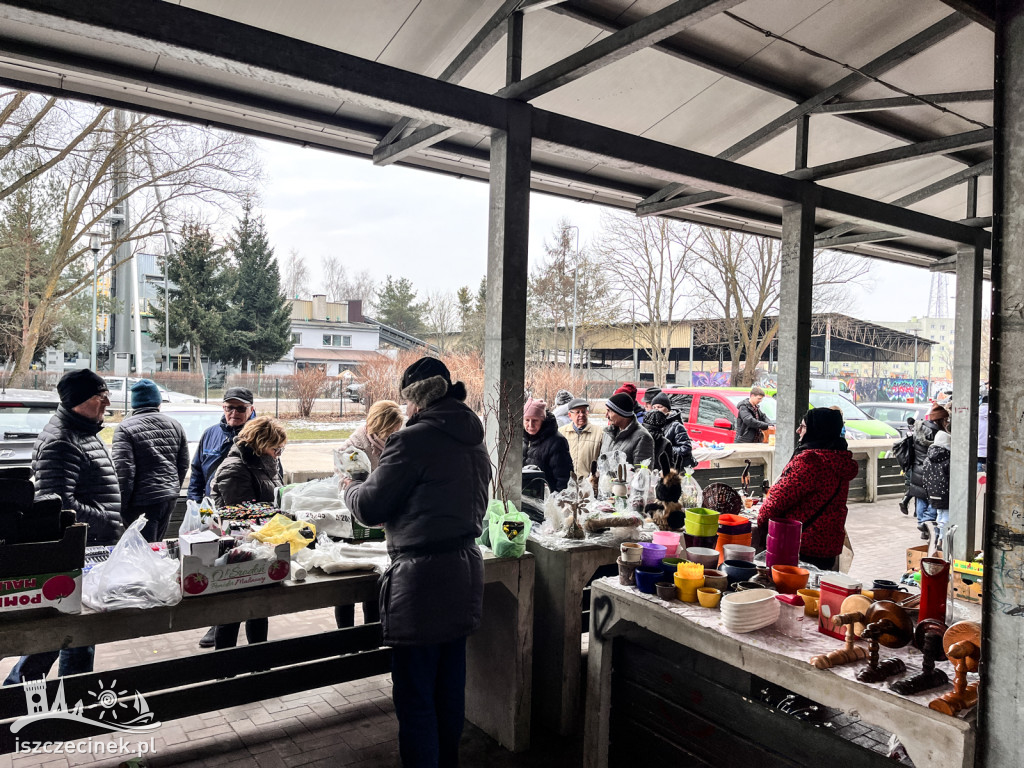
left=649, top=393, right=696, bottom=469
left=112, top=380, right=189, bottom=542
left=344, top=357, right=489, bottom=768
left=735, top=387, right=772, bottom=443
left=4, top=369, right=122, bottom=684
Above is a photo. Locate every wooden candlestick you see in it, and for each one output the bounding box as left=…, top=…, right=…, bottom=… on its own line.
left=855, top=602, right=912, bottom=683
left=809, top=611, right=869, bottom=669
left=929, top=621, right=981, bottom=716
left=890, top=620, right=948, bottom=695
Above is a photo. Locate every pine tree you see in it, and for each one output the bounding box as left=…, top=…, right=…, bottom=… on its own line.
left=220, top=199, right=293, bottom=371
left=151, top=221, right=228, bottom=372
left=375, top=275, right=426, bottom=335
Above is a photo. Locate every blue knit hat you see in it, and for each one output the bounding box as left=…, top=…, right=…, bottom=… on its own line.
left=131, top=379, right=163, bottom=409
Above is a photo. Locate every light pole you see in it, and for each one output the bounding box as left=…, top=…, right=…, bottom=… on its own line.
left=566, top=225, right=580, bottom=370
left=89, top=233, right=101, bottom=369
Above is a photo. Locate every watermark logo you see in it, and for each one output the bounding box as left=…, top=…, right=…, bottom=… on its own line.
left=11, top=677, right=160, bottom=735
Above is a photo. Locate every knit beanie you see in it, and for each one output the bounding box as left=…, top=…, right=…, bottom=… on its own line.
left=524, top=397, right=547, bottom=421
left=614, top=383, right=637, bottom=400
left=555, top=389, right=572, bottom=406
left=801, top=407, right=844, bottom=445
left=131, top=379, right=163, bottom=409
left=605, top=392, right=635, bottom=418
left=651, top=393, right=671, bottom=409
left=57, top=369, right=108, bottom=409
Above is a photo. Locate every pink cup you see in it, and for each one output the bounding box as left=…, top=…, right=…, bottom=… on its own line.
left=652, top=530, right=682, bottom=555
left=766, top=535, right=800, bottom=555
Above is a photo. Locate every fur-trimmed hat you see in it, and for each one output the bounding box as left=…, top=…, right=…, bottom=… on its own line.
left=400, top=357, right=466, bottom=409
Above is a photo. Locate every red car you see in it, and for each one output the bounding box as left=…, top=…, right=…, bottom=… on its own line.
left=637, top=387, right=778, bottom=444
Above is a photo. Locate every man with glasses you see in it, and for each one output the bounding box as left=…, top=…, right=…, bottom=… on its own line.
left=187, top=386, right=254, bottom=648
left=5, top=369, right=123, bottom=684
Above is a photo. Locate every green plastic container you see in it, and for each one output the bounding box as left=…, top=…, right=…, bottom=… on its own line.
left=684, top=507, right=721, bottom=537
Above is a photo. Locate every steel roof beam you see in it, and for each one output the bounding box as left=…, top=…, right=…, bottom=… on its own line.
left=375, top=0, right=745, bottom=165
left=817, top=216, right=991, bottom=250
left=641, top=13, right=970, bottom=208
left=937, top=0, right=995, bottom=31
left=812, top=90, right=993, bottom=114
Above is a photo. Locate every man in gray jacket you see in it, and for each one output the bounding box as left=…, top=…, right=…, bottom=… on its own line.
left=112, top=380, right=189, bottom=543
left=601, top=392, right=654, bottom=466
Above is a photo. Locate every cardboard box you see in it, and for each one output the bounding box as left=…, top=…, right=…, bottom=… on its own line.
left=905, top=545, right=983, bottom=604
left=179, top=530, right=222, bottom=566
left=0, top=521, right=87, bottom=615
left=180, top=542, right=290, bottom=597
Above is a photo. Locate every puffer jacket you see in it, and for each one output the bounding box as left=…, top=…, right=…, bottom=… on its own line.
left=735, top=399, right=770, bottom=443
left=345, top=395, right=490, bottom=646
left=187, top=414, right=251, bottom=501
left=112, top=407, right=189, bottom=507
left=663, top=411, right=696, bottom=469
left=558, top=421, right=602, bottom=480
left=757, top=448, right=859, bottom=558
left=908, top=419, right=942, bottom=500
left=210, top=442, right=283, bottom=506
left=601, top=416, right=654, bottom=466
left=33, top=406, right=122, bottom=545
left=923, top=440, right=951, bottom=510
left=523, top=414, right=573, bottom=492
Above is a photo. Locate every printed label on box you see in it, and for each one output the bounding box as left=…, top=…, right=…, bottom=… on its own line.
left=0, top=570, right=83, bottom=614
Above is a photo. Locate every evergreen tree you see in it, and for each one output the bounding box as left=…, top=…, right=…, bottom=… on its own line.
left=375, top=275, right=426, bottom=335
left=151, top=221, right=228, bottom=372
left=220, top=199, right=293, bottom=371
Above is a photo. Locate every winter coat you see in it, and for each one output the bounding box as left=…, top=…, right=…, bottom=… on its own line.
left=601, top=417, right=654, bottom=466
left=558, top=421, right=603, bottom=480
left=663, top=411, right=696, bottom=469
left=735, top=399, right=770, bottom=444
left=757, top=447, right=859, bottom=559
left=523, top=414, right=573, bottom=492
left=908, top=419, right=942, bottom=500
left=345, top=395, right=490, bottom=647
left=210, top=442, right=283, bottom=507
left=552, top=401, right=571, bottom=428
left=32, top=406, right=122, bottom=545
left=338, top=425, right=388, bottom=471
left=187, top=415, right=250, bottom=501
left=112, top=407, right=189, bottom=507
left=923, top=431, right=951, bottom=510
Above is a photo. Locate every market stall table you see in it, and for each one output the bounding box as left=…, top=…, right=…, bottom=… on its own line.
left=583, top=578, right=975, bottom=768
left=0, top=549, right=534, bottom=753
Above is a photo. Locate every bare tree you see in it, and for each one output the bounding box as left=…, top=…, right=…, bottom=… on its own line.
left=293, top=365, right=328, bottom=418
left=423, top=289, right=460, bottom=354
left=596, top=211, right=694, bottom=383
left=323, top=254, right=377, bottom=311
left=282, top=248, right=310, bottom=299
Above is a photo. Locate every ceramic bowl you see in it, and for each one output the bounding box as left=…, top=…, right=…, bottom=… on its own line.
left=620, top=542, right=643, bottom=563
left=722, top=605, right=780, bottom=633
left=652, top=531, right=681, bottom=551
left=733, top=580, right=768, bottom=592
left=685, top=547, right=720, bottom=568
left=721, top=588, right=778, bottom=606
left=697, top=587, right=722, bottom=608
left=772, top=564, right=810, bottom=594
left=702, top=569, right=729, bottom=592
left=797, top=588, right=820, bottom=617
left=683, top=533, right=718, bottom=550
left=639, top=542, right=667, bottom=568
left=764, top=550, right=799, bottom=569
left=661, top=557, right=683, bottom=579
left=634, top=566, right=664, bottom=594
left=655, top=581, right=677, bottom=601
left=723, top=544, right=756, bottom=562
left=723, top=559, right=758, bottom=584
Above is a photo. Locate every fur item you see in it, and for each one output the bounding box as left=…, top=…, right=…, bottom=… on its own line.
left=649, top=453, right=685, bottom=530
left=401, top=375, right=450, bottom=409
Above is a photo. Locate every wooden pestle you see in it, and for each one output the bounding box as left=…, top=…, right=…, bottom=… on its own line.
left=809, top=611, right=869, bottom=670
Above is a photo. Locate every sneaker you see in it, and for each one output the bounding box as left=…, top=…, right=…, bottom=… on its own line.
left=198, top=626, right=218, bottom=649
left=899, top=501, right=909, bottom=516
left=921, top=531, right=930, bottom=540
left=917, top=522, right=928, bottom=534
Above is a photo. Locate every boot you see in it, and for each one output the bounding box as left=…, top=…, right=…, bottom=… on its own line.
left=198, top=626, right=218, bottom=649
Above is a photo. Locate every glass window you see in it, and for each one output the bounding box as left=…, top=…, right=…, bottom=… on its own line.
left=696, top=396, right=734, bottom=428
left=291, top=333, right=301, bottom=345
left=342, top=335, right=351, bottom=347
left=668, top=393, right=692, bottom=419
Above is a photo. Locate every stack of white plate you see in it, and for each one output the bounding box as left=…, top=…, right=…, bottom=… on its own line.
left=720, top=588, right=780, bottom=633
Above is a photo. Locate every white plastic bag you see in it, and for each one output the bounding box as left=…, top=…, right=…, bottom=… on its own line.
left=83, top=517, right=181, bottom=610
left=179, top=499, right=202, bottom=536
left=280, top=477, right=354, bottom=538
left=679, top=468, right=702, bottom=509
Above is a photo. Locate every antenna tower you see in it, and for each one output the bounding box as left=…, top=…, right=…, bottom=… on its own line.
left=927, top=272, right=950, bottom=318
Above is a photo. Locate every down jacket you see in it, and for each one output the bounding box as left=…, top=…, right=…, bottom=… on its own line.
left=112, top=407, right=189, bottom=507
left=210, top=442, right=283, bottom=507
left=908, top=418, right=943, bottom=500
left=663, top=411, right=696, bottom=469
left=923, top=432, right=951, bottom=510
left=757, top=447, right=859, bottom=559
left=601, top=416, right=654, bottom=466
left=345, top=394, right=490, bottom=647
left=187, top=414, right=251, bottom=501
left=33, top=406, right=122, bottom=545
left=523, top=413, right=573, bottom=492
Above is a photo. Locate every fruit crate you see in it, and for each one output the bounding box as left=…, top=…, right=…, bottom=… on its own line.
left=350, top=520, right=386, bottom=541
left=180, top=542, right=290, bottom=597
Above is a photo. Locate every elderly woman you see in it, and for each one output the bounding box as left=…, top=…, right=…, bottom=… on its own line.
left=523, top=397, right=573, bottom=492
left=334, top=400, right=403, bottom=628
left=757, top=408, right=859, bottom=571
left=210, top=415, right=287, bottom=650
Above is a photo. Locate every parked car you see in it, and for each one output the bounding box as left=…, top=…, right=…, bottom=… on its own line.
left=346, top=382, right=365, bottom=403
left=103, top=376, right=200, bottom=405
left=857, top=402, right=930, bottom=437
left=807, top=391, right=901, bottom=440
left=161, top=403, right=225, bottom=462
left=637, top=387, right=778, bottom=444
left=0, top=389, right=61, bottom=469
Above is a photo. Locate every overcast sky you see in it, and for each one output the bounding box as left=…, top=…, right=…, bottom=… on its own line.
left=255, top=138, right=968, bottom=325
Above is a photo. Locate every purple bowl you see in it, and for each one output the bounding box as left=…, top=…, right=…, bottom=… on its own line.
left=640, top=542, right=667, bottom=568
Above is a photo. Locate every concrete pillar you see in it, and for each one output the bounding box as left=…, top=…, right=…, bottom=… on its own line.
left=483, top=100, right=531, bottom=510
left=773, top=200, right=816, bottom=480
left=948, top=244, right=982, bottom=559
left=980, top=4, right=1024, bottom=765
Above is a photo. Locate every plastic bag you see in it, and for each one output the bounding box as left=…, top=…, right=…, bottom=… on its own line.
left=334, top=447, right=372, bottom=481
left=487, top=500, right=531, bottom=558
left=83, top=516, right=181, bottom=610
left=179, top=499, right=202, bottom=536
left=250, top=513, right=316, bottom=556
left=280, top=477, right=354, bottom=538
left=629, top=463, right=653, bottom=514
left=294, top=533, right=390, bottom=574
left=679, top=469, right=702, bottom=509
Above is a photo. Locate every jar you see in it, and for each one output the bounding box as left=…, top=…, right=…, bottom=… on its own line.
left=775, top=594, right=805, bottom=639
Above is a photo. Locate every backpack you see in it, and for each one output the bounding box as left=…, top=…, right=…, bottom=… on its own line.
left=891, top=434, right=915, bottom=471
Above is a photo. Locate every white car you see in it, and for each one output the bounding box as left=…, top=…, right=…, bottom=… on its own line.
left=103, top=376, right=200, bottom=405
left=160, top=403, right=225, bottom=460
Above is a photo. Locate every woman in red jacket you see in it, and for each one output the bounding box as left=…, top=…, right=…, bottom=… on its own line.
left=758, top=408, right=859, bottom=571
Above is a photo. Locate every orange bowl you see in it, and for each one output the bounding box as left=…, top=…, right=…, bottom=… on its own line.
left=771, top=564, right=810, bottom=594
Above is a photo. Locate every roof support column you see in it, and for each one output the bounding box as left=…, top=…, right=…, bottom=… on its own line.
left=484, top=101, right=532, bottom=509
left=773, top=199, right=815, bottom=480
left=980, top=3, right=1024, bottom=765
left=948, top=242, right=982, bottom=561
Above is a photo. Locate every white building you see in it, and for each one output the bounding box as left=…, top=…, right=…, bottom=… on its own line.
left=264, top=295, right=382, bottom=376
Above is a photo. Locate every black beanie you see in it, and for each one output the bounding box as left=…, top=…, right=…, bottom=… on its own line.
left=605, top=392, right=635, bottom=418
left=58, top=369, right=108, bottom=409
left=651, top=393, right=671, bottom=409
left=801, top=407, right=844, bottom=447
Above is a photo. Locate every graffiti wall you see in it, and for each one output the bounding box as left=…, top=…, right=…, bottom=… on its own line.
left=691, top=371, right=733, bottom=387
left=842, top=377, right=929, bottom=403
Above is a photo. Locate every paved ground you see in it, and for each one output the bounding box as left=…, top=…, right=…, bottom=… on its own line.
left=0, top=497, right=940, bottom=768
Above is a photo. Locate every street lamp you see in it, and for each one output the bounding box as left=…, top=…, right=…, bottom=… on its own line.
left=89, top=233, right=102, bottom=369
left=565, top=225, right=580, bottom=370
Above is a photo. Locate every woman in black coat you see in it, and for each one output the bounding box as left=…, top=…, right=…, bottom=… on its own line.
left=210, top=415, right=287, bottom=650
left=523, top=398, right=573, bottom=492
left=907, top=405, right=948, bottom=538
